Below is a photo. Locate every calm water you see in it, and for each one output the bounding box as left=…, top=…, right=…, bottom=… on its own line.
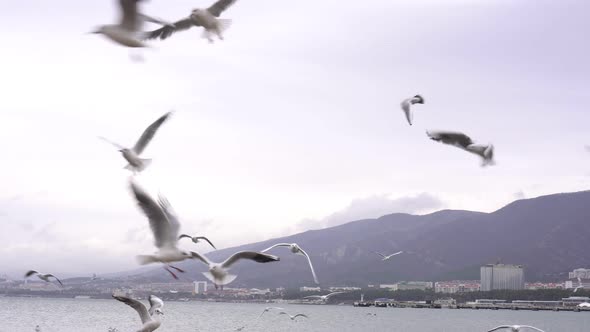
left=1, top=298, right=589, bottom=332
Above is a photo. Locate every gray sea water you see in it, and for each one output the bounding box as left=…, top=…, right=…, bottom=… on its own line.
left=1, top=297, right=589, bottom=332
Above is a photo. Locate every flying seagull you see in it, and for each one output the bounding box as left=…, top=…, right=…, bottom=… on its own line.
left=487, top=325, right=545, bottom=332
left=148, top=295, right=164, bottom=315
left=144, top=0, right=239, bottom=43
left=190, top=250, right=279, bottom=290
left=24, top=270, right=63, bottom=287
left=100, top=111, right=173, bottom=174
left=304, top=291, right=347, bottom=303
left=279, top=312, right=308, bottom=321
left=259, top=307, right=284, bottom=318
left=426, top=130, right=495, bottom=167
left=129, top=178, right=199, bottom=280
left=574, top=277, right=584, bottom=293
left=400, top=95, right=425, bottom=126
left=178, top=234, right=217, bottom=249
left=262, top=243, right=319, bottom=284
left=113, top=295, right=163, bottom=332
left=372, top=250, right=403, bottom=261
left=90, top=0, right=174, bottom=55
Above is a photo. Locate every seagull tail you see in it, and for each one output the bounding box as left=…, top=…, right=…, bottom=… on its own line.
left=124, top=159, right=152, bottom=172
left=218, top=19, right=233, bottom=32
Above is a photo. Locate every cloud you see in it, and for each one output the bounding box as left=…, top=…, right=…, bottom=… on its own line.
left=295, top=193, right=444, bottom=232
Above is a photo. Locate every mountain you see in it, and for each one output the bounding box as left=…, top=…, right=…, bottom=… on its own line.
left=134, top=191, right=590, bottom=288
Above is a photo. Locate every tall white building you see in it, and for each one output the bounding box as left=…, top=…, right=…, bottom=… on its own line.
left=194, top=281, right=208, bottom=294
left=569, top=268, right=590, bottom=279
left=480, top=264, right=525, bottom=291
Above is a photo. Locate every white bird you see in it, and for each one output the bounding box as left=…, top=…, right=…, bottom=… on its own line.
left=100, top=111, right=173, bottom=174
left=400, top=95, right=425, bottom=126
left=372, top=250, right=403, bottom=261
left=148, top=295, right=164, bottom=315
left=24, top=270, right=63, bottom=287
left=574, top=277, right=584, bottom=293
left=113, top=295, right=164, bottom=332
left=178, top=234, right=217, bottom=249
left=90, top=0, right=174, bottom=49
left=262, top=243, right=319, bottom=284
left=303, top=291, right=347, bottom=303
left=129, top=178, right=199, bottom=280
left=426, top=130, right=495, bottom=167
left=144, top=0, right=238, bottom=43
left=279, top=312, right=309, bottom=321
left=487, top=325, right=545, bottom=332
left=190, top=250, right=279, bottom=290
left=259, top=306, right=284, bottom=318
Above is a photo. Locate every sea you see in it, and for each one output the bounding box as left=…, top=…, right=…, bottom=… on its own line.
left=1, top=297, right=589, bottom=332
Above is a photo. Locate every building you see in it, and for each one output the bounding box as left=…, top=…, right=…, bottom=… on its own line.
left=435, top=280, right=480, bottom=294
left=299, top=286, right=321, bottom=292
left=562, top=297, right=590, bottom=307
left=569, top=268, right=590, bottom=279
left=381, top=281, right=433, bottom=291
left=480, top=264, right=525, bottom=291
left=525, top=282, right=564, bottom=290
left=565, top=279, right=590, bottom=290
left=329, top=286, right=361, bottom=292
left=193, top=281, right=208, bottom=294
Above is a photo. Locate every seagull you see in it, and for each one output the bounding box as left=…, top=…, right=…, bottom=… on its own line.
left=487, top=325, right=545, bottom=332
left=143, top=0, right=238, bottom=43
left=113, top=295, right=164, bottom=332
left=235, top=326, right=245, bottom=331
left=259, top=307, right=284, bottom=318
left=35, top=325, right=41, bottom=332
left=99, top=111, right=173, bottom=174
left=372, top=251, right=403, bottom=261
left=178, top=234, right=217, bottom=249
left=190, top=250, right=279, bottom=290
left=24, top=271, right=63, bottom=287
left=261, top=243, right=319, bottom=284
left=129, top=178, right=199, bottom=280
left=400, top=95, right=425, bottom=126
left=91, top=273, right=98, bottom=281
left=574, top=277, right=584, bottom=293
left=303, top=291, right=347, bottom=303
left=90, top=0, right=174, bottom=48
left=426, top=130, right=495, bottom=167
left=279, top=312, right=308, bottom=321
left=148, top=295, right=164, bottom=315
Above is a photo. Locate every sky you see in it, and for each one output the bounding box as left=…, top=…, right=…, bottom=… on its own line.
left=0, top=0, right=589, bottom=277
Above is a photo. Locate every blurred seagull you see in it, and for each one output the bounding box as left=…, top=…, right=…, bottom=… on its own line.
left=487, top=325, right=545, bottom=332
left=24, top=270, right=63, bottom=287
left=191, top=250, right=279, bottom=290
left=178, top=234, right=217, bottom=249
left=259, top=307, right=284, bottom=318
left=400, top=95, right=424, bottom=126
left=129, top=178, right=199, bottom=280
left=304, top=291, right=347, bottom=303
left=113, top=295, right=164, bottom=332
left=262, top=243, right=319, bottom=284
left=148, top=295, right=164, bottom=315
left=372, top=250, right=403, bottom=261
left=90, top=0, right=174, bottom=48
left=144, top=0, right=239, bottom=43
left=279, top=312, right=308, bottom=321
left=426, top=130, right=495, bottom=167
left=99, top=111, right=173, bottom=174
left=574, top=277, right=584, bottom=293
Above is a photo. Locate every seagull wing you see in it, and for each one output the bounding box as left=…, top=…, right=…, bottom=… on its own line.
left=25, top=270, right=39, bottom=278
left=303, top=295, right=323, bottom=300
left=386, top=251, right=403, bottom=259
left=578, top=277, right=583, bottom=287
left=221, top=251, right=279, bottom=269
left=189, top=251, right=212, bottom=267
left=520, top=327, right=545, bottom=332
left=129, top=179, right=174, bottom=249
left=401, top=100, right=412, bottom=125
left=119, top=0, right=141, bottom=31
left=487, top=327, right=509, bottom=332
left=195, top=236, right=217, bottom=249
left=148, top=295, right=164, bottom=315
left=157, top=194, right=181, bottom=246
left=46, top=274, right=63, bottom=287
left=98, top=136, right=125, bottom=150
left=143, top=17, right=196, bottom=40
left=207, top=0, right=239, bottom=17
left=426, top=130, right=474, bottom=148
left=132, top=111, right=173, bottom=155
left=293, top=314, right=308, bottom=319
left=261, top=243, right=291, bottom=253
left=178, top=234, right=193, bottom=241
left=325, top=291, right=347, bottom=299
left=371, top=251, right=386, bottom=259
left=298, top=247, right=319, bottom=284
left=113, top=295, right=151, bottom=324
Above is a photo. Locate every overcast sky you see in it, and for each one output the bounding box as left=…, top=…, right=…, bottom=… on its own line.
left=0, top=0, right=589, bottom=277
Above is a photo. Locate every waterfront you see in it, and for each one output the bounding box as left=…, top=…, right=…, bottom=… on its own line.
left=1, top=298, right=589, bottom=332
